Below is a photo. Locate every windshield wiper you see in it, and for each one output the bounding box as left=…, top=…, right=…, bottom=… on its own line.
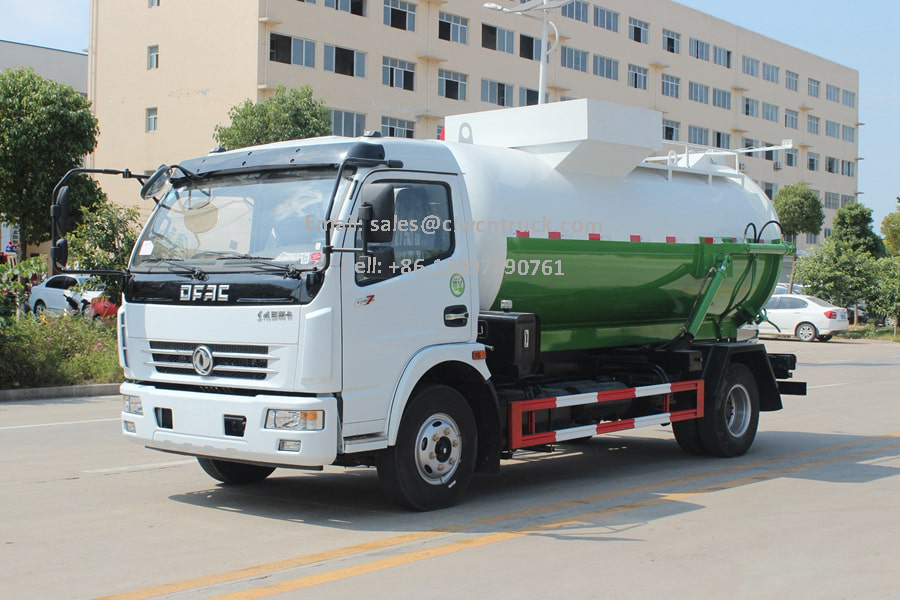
left=140, top=258, right=208, bottom=281
left=217, top=254, right=315, bottom=280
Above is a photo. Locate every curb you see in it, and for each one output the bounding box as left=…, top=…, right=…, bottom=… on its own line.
left=0, top=383, right=122, bottom=403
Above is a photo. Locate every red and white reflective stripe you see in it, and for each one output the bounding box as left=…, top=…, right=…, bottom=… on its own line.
left=508, top=380, right=705, bottom=450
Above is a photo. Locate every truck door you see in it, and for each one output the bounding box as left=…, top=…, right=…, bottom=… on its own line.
left=338, top=175, right=473, bottom=435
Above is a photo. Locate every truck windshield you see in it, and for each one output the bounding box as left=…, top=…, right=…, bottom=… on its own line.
left=131, top=168, right=349, bottom=272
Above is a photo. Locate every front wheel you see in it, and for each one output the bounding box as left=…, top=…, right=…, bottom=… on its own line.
left=795, top=322, right=818, bottom=342
left=377, top=384, right=476, bottom=511
left=33, top=300, right=46, bottom=316
left=698, top=363, right=760, bottom=457
left=197, top=457, right=275, bottom=484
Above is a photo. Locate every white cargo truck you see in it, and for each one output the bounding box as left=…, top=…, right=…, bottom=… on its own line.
left=52, top=100, right=804, bottom=509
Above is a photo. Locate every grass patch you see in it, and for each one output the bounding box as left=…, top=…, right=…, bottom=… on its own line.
left=0, top=315, right=123, bottom=389
left=836, top=325, right=900, bottom=342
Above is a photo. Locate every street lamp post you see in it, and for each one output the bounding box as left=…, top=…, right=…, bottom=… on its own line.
left=484, top=0, right=574, bottom=105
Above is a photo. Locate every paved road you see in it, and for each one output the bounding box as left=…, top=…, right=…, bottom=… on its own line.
left=2, top=339, right=899, bottom=599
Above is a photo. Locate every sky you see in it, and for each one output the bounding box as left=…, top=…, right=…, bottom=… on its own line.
left=0, top=0, right=898, bottom=228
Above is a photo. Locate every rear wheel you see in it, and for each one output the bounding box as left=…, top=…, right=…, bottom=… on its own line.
left=698, top=363, right=760, bottom=457
left=378, top=384, right=476, bottom=511
left=197, top=458, right=275, bottom=484
left=33, top=300, right=46, bottom=315
left=795, top=322, right=818, bottom=342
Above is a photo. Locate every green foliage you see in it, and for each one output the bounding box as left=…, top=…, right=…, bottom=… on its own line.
left=772, top=184, right=826, bottom=239
left=0, top=256, right=46, bottom=325
left=67, top=201, right=141, bottom=305
left=0, top=315, right=122, bottom=388
left=0, top=68, right=103, bottom=257
left=832, top=202, right=884, bottom=257
left=214, top=85, right=331, bottom=150
left=796, top=238, right=878, bottom=308
left=868, top=256, right=900, bottom=333
left=881, top=210, right=900, bottom=256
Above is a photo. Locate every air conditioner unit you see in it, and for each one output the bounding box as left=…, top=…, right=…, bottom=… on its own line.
left=739, top=162, right=747, bottom=171
left=773, top=161, right=783, bottom=170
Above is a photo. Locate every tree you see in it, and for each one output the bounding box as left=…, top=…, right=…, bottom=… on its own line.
left=214, top=85, right=331, bottom=150
left=795, top=238, right=878, bottom=309
left=832, top=201, right=884, bottom=257
left=67, top=201, right=141, bottom=306
left=881, top=202, right=900, bottom=256
left=772, top=184, right=825, bottom=288
left=868, top=256, right=900, bottom=335
left=0, top=68, right=103, bottom=260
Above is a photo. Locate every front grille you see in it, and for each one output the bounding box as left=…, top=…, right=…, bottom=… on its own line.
left=145, top=341, right=275, bottom=380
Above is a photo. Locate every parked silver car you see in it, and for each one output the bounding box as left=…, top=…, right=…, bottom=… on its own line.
left=28, top=275, right=101, bottom=315
left=758, top=294, right=848, bottom=342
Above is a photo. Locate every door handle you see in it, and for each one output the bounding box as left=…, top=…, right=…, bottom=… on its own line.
left=444, top=305, right=468, bottom=327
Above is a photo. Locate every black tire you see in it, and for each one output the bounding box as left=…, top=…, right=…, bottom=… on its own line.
left=197, top=457, right=275, bottom=484
left=795, top=321, right=818, bottom=342
left=698, top=363, right=760, bottom=457
left=377, top=384, right=477, bottom=511
left=33, top=300, right=46, bottom=316
left=817, top=334, right=833, bottom=342
left=672, top=418, right=708, bottom=455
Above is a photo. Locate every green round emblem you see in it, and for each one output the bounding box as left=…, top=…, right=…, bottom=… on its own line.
left=449, top=273, right=465, bottom=297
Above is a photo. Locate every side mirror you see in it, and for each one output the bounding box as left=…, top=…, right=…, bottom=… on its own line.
left=51, top=238, right=69, bottom=270
left=141, top=164, right=172, bottom=200
left=52, top=186, right=70, bottom=238
left=359, top=183, right=395, bottom=244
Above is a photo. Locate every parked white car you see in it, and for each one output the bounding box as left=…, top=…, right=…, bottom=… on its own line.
left=28, top=275, right=102, bottom=315
left=758, top=294, right=848, bottom=342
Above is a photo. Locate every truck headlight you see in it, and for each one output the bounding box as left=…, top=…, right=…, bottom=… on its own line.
left=123, top=394, right=143, bottom=415
left=265, top=409, right=324, bottom=431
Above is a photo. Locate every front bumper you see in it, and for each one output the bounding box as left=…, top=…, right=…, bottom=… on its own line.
left=120, top=382, right=338, bottom=467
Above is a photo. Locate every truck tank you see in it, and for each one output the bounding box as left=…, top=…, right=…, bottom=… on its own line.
left=443, top=99, right=790, bottom=352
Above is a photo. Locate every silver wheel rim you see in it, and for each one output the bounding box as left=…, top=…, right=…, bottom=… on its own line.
left=797, top=323, right=816, bottom=341
left=725, top=383, right=752, bottom=437
left=414, top=412, right=462, bottom=486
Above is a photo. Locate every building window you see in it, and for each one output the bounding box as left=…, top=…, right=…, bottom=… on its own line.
left=808, top=152, right=819, bottom=171
left=763, top=144, right=777, bottom=161
left=808, top=115, right=819, bottom=134
left=663, top=29, right=680, bottom=53
left=824, top=228, right=832, bottom=238
left=661, top=74, right=679, bottom=98
left=663, top=119, right=679, bottom=141
left=743, top=97, right=759, bottom=117
left=762, top=63, right=779, bottom=83
left=627, top=64, right=648, bottom=89
left=712, top=88, right=731, bottom=110
left=439, top=12, right=467, bottom=44
left=270, top=33, right=291, bottom=63
left=146, top=107, right=157, bottom=132
left=714, top=131, right=731, bottom=148
left=688, top=125, right=709, bottom=146
left=824, top=192, right=840, bottom=209
left=482, top=24, right=514, bottom=54
left=520, top=35, right=542, bottom=60
left=841, top=194, right=854, bottom=208
left=519, top=87, right=540, bottom=106
left=481, top=78, right=513, bottom=106
left=743, top=138, right=757, bottom=157
left=628, top=18, right=648, bottom=44
left=714, top=46, right=731, bottom=68
left=594, top=6, right=619, bottom=31
left=562, top=0, right=589, bottom=23
left=742, top=56, right=759, bottom=77
left=808, top=78, right=820, bottom=97
left=785, top=109, right=798, bottom=129
left=842, top=125, right=855, bottom=142
left=593, top=55, right=618, bottom=80
left=841, top=160, right=855, bottom=177
left=381, top=116, right=414, bottom=138
left=806, top=232, right=819, bottom=245
left=825, top=156, right=838, bottom=173
left=325, top=0, right=365, bottom=16
left=148, top=0, right=159, bottom=6
left=843, top=90, right=856, bottom=108
left=382, top=56, right=415, bottom=90
left=561, top=46, right=588, bottom=72
left=324, top=44, right=366, bottom=77
left=271, top=34, right=315, bottom=67
left=826, top=84, right=840, bottom=102
left=763, top=182, right=777, bottom=199
left=330, top=109, right=365, bottom=137
left=786, top=70, right=798, bottom=91
left=384, top=0, right=415, bottom=31
left=826, top=120, right=840, bottom=138
left=147, top=45, right=159, bottom=69
left=438, top=69, right=467, bottom=100
left=762, top=102, right=778, bottom=122
left=689, top=38, right=709, bottom=61
left=785, top=148, right=798, bottom=167
left=688, top=81, right=708, bottom=104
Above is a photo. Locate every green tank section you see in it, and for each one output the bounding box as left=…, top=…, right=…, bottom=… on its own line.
left=490, top=238, right=791, bottom=353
